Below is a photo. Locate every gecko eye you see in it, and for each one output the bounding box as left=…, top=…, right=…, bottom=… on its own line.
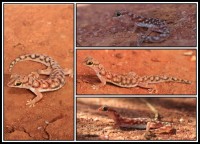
left=15, top=82, right=22, bottom=86
left=115, top=11, right=121, bottom=17
left=102, top=106, right=108, bottom=111
left=86, top=61, right=93, bottom=65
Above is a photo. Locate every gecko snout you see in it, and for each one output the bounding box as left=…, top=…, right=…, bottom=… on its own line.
left=98, top=105, right=109, bottom=112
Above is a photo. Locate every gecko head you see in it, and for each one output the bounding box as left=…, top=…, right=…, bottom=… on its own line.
left=98, top=105, right=120, bottom=120
left=113, top=10, right=128, bottom=17
left=113, top=10, right=133, bottom=25
left=83, top=56, right=106, bottom=74
left=83, top=56, right=100, bottom=68
left=7, top=74, right=28, bottom=89
left=98, top=105, right=117, bottom=114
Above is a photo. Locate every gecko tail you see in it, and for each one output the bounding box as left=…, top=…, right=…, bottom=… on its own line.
left=143, top=75, right=191, bottom=84
left=163, top=76, right=191, bottom=84
left=9, top=54, right=52, bottom=72
left=143, top=33, right=170, bottom=43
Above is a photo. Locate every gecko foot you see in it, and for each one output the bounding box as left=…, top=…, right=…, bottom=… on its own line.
left=136, top=33, right=145, bottom=46
left=148, top=88, right=158, bottom=94
left=143, top=131, right=156, bottom=140
left=91, top=83, right=105, bottom=90
left=26, top=99, right=36, bottom=107
left=64, top=68, right=73, bottom=78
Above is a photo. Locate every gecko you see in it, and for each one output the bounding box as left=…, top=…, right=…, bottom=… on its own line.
left=7, top=54, right=73, bottom=107
left=98, top=105, right=175, bottom=135
left=112, top=10, right=170, bottom=46
left=83, top=56, right=191, bottom=93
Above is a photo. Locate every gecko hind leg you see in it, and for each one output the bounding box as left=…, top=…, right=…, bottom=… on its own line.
left=146, top=120, right=175, bottom=134
left=137, top=27, right=153, bottom=46
left=138, top=83, right=158, bottom=93
left=153, top=123, right=175, bottom=134
left=28, top=72, right=40, bottom=79
left=37, top=67, right=52, bottom=75
left=144, top=33, right=170, bottom=43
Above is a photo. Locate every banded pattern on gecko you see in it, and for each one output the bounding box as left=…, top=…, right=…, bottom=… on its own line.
left=98, top=105, right=174, bottom=134
left=7, top=54, right=72, bottom=107
left=84, top=57, right=191, bottom=93
left=113, top=10, right=170, bottom=46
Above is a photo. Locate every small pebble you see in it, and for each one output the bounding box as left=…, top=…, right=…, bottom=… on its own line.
left=94, top=117, right=99, bottom=121
left=183, top=51, right=193, bottom=56
left=179, top=118, right=184, bottom=123
left=104, top=135, right=109, bottom=139
left=93, top=32, right=99, bottom=37
left=37, top=126, right=42, bottom=130
left=103, top=126, right=113, bottom=130
left=45, top=121, right=49, bottom=124
left=190, top=55, right=196, bottom=61
left=105, top=50, right=109, bottom=53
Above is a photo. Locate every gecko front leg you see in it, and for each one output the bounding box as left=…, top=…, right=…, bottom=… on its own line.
left=63, top=68, right=73, bottom=78
left=26, top=88, right=43, bottom=107
left=146, top=121, right=174, bottom=134
left=92, top=73, right=107, bottom=90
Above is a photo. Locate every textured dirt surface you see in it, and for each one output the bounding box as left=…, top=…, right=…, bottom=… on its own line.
left=4, top=4, right=74, bottom=140
left=76, top=98, right=196, bottom=141
left=77, top=4, right=196, bottom=47
left=77, top=49, right=196, bottom=95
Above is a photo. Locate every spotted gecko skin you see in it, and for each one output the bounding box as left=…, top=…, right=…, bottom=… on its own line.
left=98, top=105, right=174, bottom=134
left=83, top=56, right=191, bottom=93
left=7, top=54, right=73, bottom=107
left=112, top=10, right=170, bottom=46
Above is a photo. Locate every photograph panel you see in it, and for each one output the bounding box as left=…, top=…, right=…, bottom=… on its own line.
left=76, top=49, right=196, bottom=95
left=77, top=3, right=197, bottom=47
left=76, top=97, right=197, bottom=141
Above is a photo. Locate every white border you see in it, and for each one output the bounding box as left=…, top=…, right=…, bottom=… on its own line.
left=2, top=1, right=198, bottom=142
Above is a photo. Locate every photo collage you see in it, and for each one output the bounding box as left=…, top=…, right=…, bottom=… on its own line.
left=2, top=2, right=198, bottom=142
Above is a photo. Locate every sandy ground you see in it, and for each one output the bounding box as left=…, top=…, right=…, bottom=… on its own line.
left=76, top=98, right=196, bottom=141
left=77, top=4, right=196, bottom=47
left=4, top=4, right=74, bottom=140
left=77, top=49, right=196, bottom=95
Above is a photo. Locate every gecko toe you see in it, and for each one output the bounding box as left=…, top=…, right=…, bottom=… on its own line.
left=26, top=99, right=35, bottom=107
left=148, top=88, right=158, bottom=94
left=26, top=99, right=32, bottom=103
